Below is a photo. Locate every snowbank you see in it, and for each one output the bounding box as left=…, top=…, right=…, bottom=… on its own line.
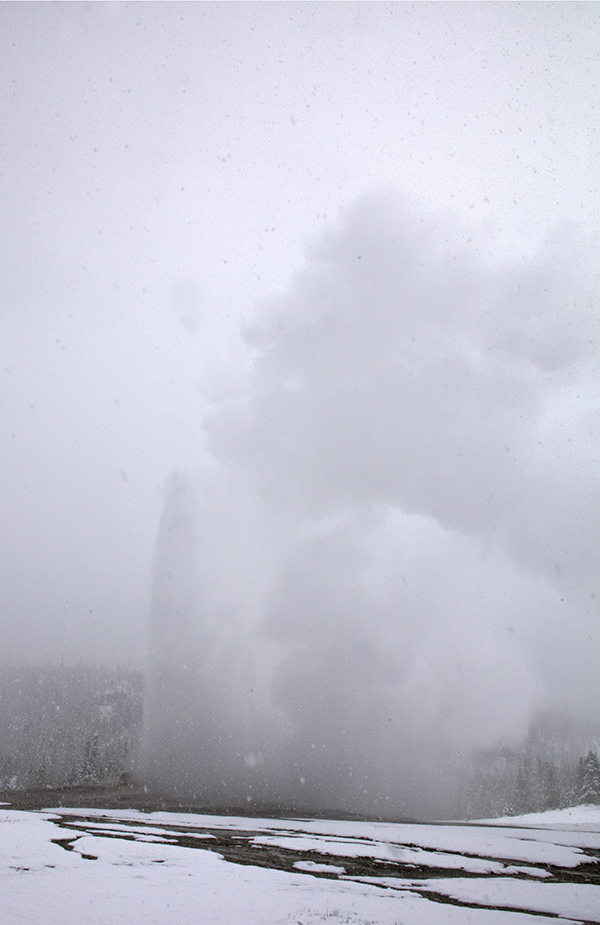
left=478, top=803, right=600, bottom=826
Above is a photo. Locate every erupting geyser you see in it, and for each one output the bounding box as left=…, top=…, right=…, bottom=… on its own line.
left=139, top=467, right=470, bottom=817
left=140, top=196, right=600, bottom=819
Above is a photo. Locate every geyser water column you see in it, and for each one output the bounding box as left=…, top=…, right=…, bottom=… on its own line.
left=140, top=469, right=269, bottom=805
left=140, top=470, right=204, bottom=797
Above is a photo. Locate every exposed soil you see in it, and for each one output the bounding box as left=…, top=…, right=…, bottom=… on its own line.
left=0, top=780, right=412, bottom=822
left=3, top=784, right=600, bottom=924
left=47, top=808, right=600, bottom=924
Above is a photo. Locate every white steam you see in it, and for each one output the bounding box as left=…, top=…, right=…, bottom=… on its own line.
left=141, top=196, right=600, bottom=818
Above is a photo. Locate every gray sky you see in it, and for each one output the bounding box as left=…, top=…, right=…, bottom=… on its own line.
left=2, top=0, right=600, bottom=751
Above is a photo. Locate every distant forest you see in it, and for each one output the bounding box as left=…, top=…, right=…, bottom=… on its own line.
left=0, top=664, right=143, bottom=790
left=459, top=713, right=600, bottom=819
left=1, top=664, right=599, bottom=819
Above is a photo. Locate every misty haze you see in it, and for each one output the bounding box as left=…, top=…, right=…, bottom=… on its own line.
left=2, top=4, right=600, bottom=923
left=138, top=196, right=600, bottom=820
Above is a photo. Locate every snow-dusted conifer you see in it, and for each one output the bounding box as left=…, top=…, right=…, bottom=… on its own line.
left=579, top=751, right=600, bottom=804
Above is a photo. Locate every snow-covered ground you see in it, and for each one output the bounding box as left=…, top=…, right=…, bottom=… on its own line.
left=1, top=803, right=600, bottom=924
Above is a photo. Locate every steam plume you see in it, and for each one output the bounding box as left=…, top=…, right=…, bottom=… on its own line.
left=141, top=196, right=600, bottom=818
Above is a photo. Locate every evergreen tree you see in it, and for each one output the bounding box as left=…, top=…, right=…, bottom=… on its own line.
left=511, top=764, right=531, bottom=815
left=78, top=733, right=100, bottom=784
left=579, top=751, right=600, bottom=804
left=543, top=761, right=561, bottom=810
left=574, top=756, right=586, bottom=804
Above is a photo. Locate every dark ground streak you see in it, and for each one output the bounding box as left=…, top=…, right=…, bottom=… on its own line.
left=51, top=836, right=97, bottom=860
left=46, top=812, right=600, bottom=923
left=403, top=886, right=598, bottom=925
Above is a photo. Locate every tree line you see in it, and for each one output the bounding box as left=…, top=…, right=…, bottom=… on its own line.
left=2, top=667, right=599, bottom=822
left=459, top=713, right=600, bottom=819
left=0, top=663, right=143, bottom=790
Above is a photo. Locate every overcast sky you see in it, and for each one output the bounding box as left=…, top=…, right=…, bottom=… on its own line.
left=2, top=0, right=600, bottom=753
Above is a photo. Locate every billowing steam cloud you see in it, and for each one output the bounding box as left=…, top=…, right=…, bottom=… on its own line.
left=141, top=196, right=600, bottom=819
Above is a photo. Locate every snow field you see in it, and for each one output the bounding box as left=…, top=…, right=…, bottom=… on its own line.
left=1, top=806, right=600, bottom=924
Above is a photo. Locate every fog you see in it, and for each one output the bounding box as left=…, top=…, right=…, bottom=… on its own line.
left=2, top=3, right=600, bottom=818
left=141, top=196, right=600, bottom=817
